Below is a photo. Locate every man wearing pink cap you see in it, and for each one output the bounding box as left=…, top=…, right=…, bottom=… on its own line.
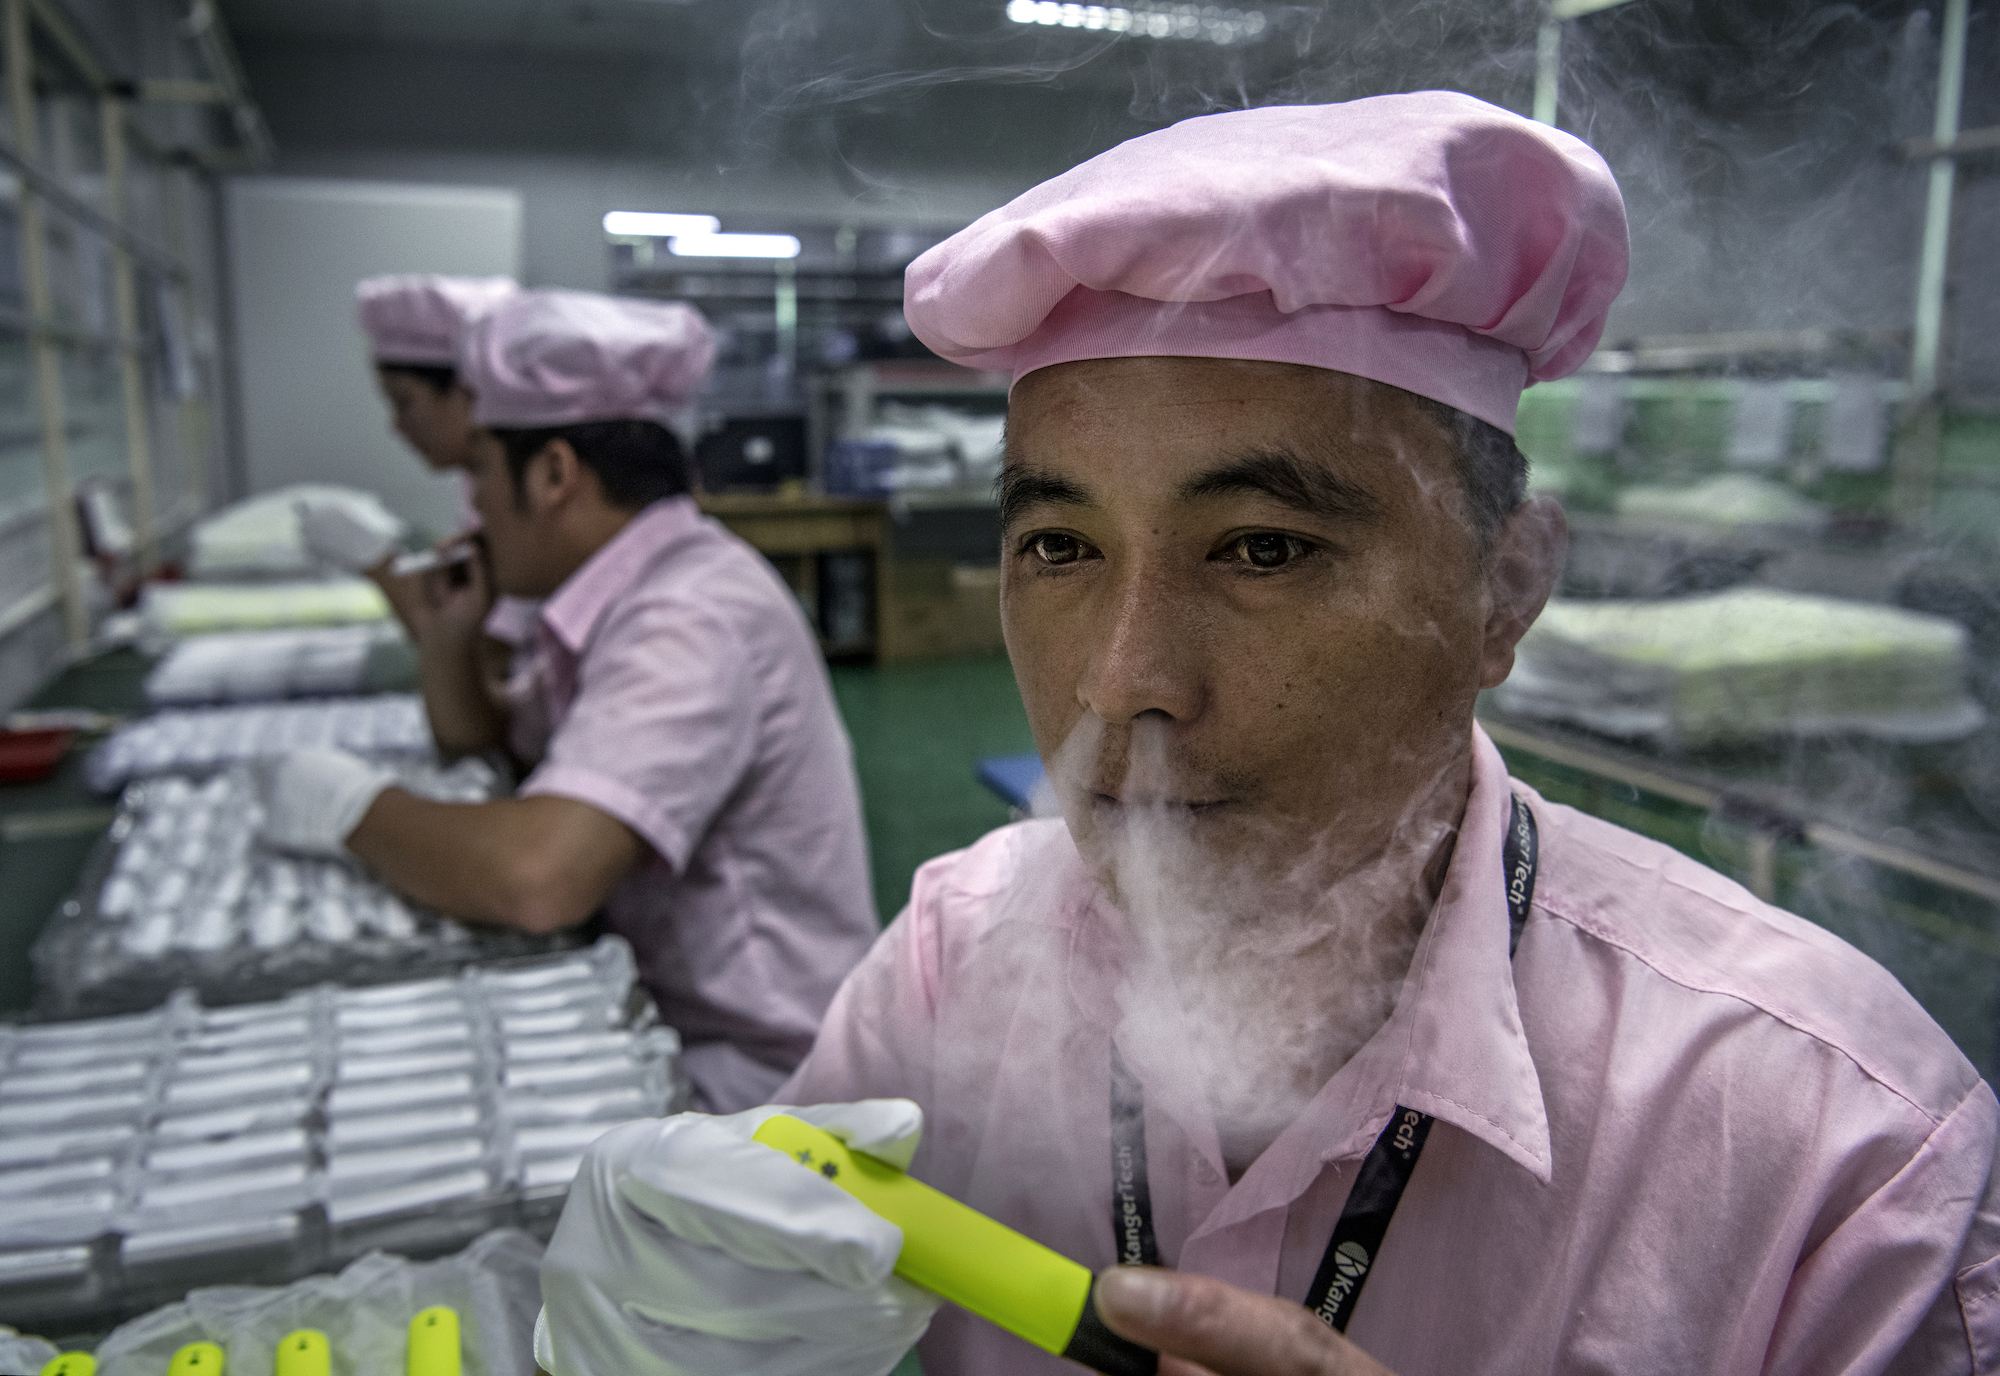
left=256, top=288, right=879, bottom=1115
left=532, top=96, right=2000, bottom=1376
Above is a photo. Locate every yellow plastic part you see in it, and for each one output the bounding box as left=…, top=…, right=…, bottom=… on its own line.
left=274, top=1330, right=329, bottom=1376
left=166, top=1344, right=224, bottom=1376
left=406, top=1306, right=462, bottom=1376
left=38, top=1354, right=94, bottom=1376
left=752, top=1115, right=1093, bottom=1356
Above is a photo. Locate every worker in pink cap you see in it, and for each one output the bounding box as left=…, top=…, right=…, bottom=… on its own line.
left=299, top=274, right=525, bottom=642
left=254, top=288, right=880, bottom=1114
left=532, top=95, right=2000, bottom=1376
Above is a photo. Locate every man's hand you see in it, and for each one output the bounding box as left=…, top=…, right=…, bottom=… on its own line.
left=536, top=1102, right=940, bottom=1376
left=406, top=535, right=497, bottom=649
left=404, top=537, right=508, bottom=757
left=1093, top=1268, right=1399, bottom=1376
left=253, top=748, right=395, bottom=859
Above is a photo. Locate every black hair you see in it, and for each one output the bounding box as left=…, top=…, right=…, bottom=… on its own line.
left=376, top=362, right=458, bottom=394
left=493, top=419, right=692, bottom=511
left=1409, top=395, right=1529, bottom=550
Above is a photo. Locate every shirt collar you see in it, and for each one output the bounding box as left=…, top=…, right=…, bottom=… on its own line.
left=1352, top=724, right=1552, bottom=1182
left=537, top=496, right=700, bottom=655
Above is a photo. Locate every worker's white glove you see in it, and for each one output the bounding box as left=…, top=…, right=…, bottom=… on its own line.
left=297, top=498, right=403, bottom=574
left=535, top=1100, right=940, bottom=1376
left=252, top=748, right=394, bottom=858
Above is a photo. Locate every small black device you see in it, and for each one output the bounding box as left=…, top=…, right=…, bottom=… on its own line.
left=697, top=416, right=809, bottom=492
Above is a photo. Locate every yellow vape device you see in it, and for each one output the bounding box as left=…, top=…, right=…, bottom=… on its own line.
left=38, top=1355, right=94, bottom=1376
left=274, top=1330, right=329, bottom=1376
left=406, top=1306, right=461, bottom=1376
left=752, top=1115, right=1156, bottom=1376
left=165, top=1344, right=223, bottom=1376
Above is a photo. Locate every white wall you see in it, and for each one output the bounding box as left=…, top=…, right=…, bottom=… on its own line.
left=224, top=178, right=523, bottom=535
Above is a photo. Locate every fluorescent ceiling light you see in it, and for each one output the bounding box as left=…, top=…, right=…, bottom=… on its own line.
left=603, top=211, right=721, bottom=238
left=668, top=233, right=802, bottom=260
left=1005, top=0, right=1266, bottom=44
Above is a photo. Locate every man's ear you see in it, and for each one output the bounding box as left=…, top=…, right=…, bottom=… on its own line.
left=526, top=438, right=586, bottom=514
left=1478, top=495, right=1566, bottom=690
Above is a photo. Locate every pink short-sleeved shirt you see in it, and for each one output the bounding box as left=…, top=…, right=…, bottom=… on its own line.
left=516, top=497, right=877, bottom=1113
left=782, top=726, right=2000, bottom=1375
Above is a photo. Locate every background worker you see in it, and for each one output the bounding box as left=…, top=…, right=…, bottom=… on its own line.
left=297, top=273, right=532, bottom=660
left=531, top=95, right=2000, bottom=1376
left=254, top=288, right=879, bottom=1113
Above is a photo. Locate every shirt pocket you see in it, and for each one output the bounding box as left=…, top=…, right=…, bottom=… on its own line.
left=1958, top=1253, right=2000, bottom=1373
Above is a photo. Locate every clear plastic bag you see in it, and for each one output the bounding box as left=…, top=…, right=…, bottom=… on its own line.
left=94, top=1229, right=545, bottom=1376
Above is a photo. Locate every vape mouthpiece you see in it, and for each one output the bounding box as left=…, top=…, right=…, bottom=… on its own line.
left=274, top=1331, right=329, bottom=1376
left=752, top=1114, right=1157, bottom=1376
left=165, top=1344, right=224, bottom=1376
left=407, top=1305, right=462, bottom=1376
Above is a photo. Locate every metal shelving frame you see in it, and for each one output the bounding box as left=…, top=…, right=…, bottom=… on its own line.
left=0, top=0, right=260, bottom=670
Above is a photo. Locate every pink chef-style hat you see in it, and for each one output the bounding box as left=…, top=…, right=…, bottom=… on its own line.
left=355, top=274, right=519, bottom=368
left=460, top=290, right=717, bottom=430
left=902, top=92, right=1629, bottom=434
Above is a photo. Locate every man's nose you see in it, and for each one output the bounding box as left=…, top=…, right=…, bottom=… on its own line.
left=1075, top=565, right=1206, bottom=725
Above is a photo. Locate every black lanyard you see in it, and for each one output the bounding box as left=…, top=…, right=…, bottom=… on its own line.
left=1109, top=793, right=1539, bottom=1332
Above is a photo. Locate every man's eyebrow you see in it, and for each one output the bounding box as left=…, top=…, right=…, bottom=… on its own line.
left=998, top=463, right=1095, bottom=527
left=1176, top=447, right=1381, bottom=524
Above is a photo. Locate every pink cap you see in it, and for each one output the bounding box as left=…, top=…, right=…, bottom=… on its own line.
left=355, top=274, right=518, bottom=367
left=461, top=290, right=716, bottom=430
left=903, top=92, right=1628, bottom=434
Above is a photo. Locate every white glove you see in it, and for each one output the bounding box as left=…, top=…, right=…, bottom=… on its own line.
left=252, top=748, right=394, bottom=858
left=297, top=498, right=404, bottom=574
left=535, top=1100, right=940, bottom=1376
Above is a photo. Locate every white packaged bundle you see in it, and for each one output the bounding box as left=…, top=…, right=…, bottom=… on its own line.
left=187, top=485, right=408, bottom=581
left=141, top=579, right=393, bottom=641
left=144, top=625, right=407, bottom=706
left=1495, top=588, right=1986, bottom=746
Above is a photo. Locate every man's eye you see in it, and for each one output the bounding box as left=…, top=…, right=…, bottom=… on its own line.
left=1029, top=534, right=1088, bottom=566
left=1226, top=533, right=1312, bottom=569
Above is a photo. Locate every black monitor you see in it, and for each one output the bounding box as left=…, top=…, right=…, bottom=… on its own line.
left=696, top=415, right=809, bottom=492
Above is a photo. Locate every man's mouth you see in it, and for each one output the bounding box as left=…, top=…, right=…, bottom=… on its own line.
left=1087, top=789, right=1229, bottom=815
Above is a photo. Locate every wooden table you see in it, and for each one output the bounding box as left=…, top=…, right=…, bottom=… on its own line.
left=699, top=492, right=887, bottom=659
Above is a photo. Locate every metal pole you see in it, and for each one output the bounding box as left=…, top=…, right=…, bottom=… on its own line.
left=102, top=93, right=159, bottom=574
left=1892, top=0, right=1967, bottom=528
left=1909, top=0, right=1966, bottom=399
left=6, top=0, right=88, bottom=646
left=1533, top=17, right=1561, bottom=126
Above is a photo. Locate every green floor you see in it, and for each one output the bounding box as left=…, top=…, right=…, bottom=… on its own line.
left=829, top=655, right=1037, bottom=926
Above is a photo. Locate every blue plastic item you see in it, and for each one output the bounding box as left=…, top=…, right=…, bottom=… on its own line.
left=976, top=753, right=1047, bottom=810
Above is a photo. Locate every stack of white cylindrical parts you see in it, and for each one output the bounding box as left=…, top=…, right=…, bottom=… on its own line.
left=0, top=939, right=686, bottom=1329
